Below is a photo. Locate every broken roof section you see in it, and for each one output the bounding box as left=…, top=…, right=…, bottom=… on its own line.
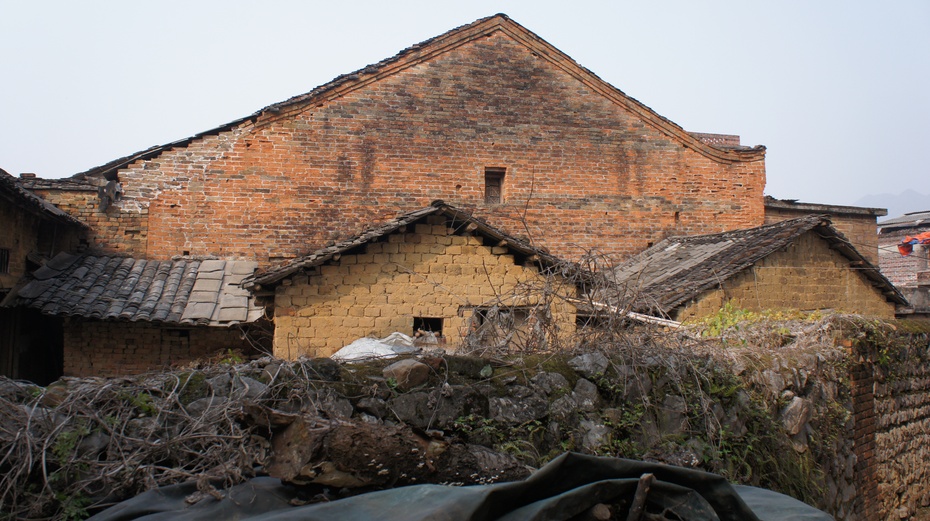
left=245, top=200, right=569, bottom=289
left=5, top=253, right=262, bottom=326
left=608, top=215, right=907, bottom=315
left=71, top=14, right=763, bottom=182
left=0, top=168, right=87, bottom=227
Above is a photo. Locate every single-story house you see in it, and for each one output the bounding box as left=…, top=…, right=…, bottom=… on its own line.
left=4, top=253, right=265, bottom=377
left=244, top=201, right=579, bottom=358
left=607, top=215, right=906, bottom=322
left=0, top=168, right=87, bottom=383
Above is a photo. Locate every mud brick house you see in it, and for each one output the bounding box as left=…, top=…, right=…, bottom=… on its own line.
left=29, top=14, right=768, bottom=266
left=244, top=201, right=578, bottom=358
left=878, top=211, right=930, bottom=318
left=0, top=169, right=87, bottom=383
left=609, top=215, right=905, bottom=322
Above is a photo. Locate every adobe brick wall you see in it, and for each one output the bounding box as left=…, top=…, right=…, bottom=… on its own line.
left=765, top=206, right=880, bottom=265
left=272, top=215, right=576, bottom=358
left=63, top=320, right=253, bottom=377
left=676, top=231, right=896, bottom=320
left=75, top=30, right=764, bottom=265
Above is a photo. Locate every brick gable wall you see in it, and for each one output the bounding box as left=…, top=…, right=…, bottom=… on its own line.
left=66, top=31, right=764, bottom=266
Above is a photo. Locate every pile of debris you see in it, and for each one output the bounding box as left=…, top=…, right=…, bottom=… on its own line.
left=0, top=355, right=530, bottom=520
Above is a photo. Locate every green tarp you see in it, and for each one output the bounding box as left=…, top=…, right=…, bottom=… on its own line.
left=90, top=452, right=833, bottom=520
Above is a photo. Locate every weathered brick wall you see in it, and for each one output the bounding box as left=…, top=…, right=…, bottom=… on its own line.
left=766, top=206, right=881, bottom=265
left=878, top=227, right=928, bottom=288
left=63, top=320, right=253, bottom=377
left=31, top=187, right=148, bottom=257
left=676, top=231, right=896, bottom=320
left=851, top=356, right=879, bottom=520
left=83, top=30, right=764, bottom=265
left=273, top=215, right=576, bottom=358
left=0, top=201, right=83, bottom=290
left=0, top=202, right=42, bottom=290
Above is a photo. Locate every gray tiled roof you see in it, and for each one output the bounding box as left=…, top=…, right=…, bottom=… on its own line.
left=608, top=215, right=907, bottom=314
left=878, top=210, right=930, bottom=230
left=245, top=200, right=569, bottom=289
left=6, top=253, right=262, bottom=326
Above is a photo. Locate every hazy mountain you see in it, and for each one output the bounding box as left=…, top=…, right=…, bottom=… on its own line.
left=854, top=189, right=929, bottom=221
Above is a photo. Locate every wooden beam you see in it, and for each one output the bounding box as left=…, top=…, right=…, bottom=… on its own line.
left=567, top=298, right=681, bottom=328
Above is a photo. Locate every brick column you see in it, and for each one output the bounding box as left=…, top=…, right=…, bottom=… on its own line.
left=851, top=356, right=878, bottom=520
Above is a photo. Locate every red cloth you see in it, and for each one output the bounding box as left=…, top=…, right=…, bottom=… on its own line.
left=898, top=231, right=930, bottom=256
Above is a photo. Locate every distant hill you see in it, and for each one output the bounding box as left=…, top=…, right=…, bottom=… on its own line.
left=854, top=189, right=930, bottom=221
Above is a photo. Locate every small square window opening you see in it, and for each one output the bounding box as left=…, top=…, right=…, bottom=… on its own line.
left=413, top=317, right=444, bottom=345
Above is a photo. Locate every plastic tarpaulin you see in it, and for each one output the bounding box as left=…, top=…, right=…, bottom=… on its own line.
left=898, top=231, right=930, bottom=256
left=89, top=453, right=832, bottom=521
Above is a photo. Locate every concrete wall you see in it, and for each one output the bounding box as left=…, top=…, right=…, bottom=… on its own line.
left=45, top=29, right=765, bottom=266
left=272, top=215, right=576, bottom=358
left=63, top=320, right=254, bottom=377
left=676, top=231, right=896, bottom=320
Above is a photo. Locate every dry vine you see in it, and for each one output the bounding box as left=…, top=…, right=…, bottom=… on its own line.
left=0, top=356, right=342, bottom=520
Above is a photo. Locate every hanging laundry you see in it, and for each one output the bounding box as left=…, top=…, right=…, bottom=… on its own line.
left=898, top=231, right=930, bottom=255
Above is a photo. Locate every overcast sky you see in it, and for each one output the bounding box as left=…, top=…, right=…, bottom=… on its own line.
left=1, top=1, right=927, bottom=209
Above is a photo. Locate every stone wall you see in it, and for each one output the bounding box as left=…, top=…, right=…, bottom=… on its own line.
left=58, top=28, right=764, bottom=265
left=676, top=230, right=896, bottom=321
left=272, top=215, right=576, bottom=357
left=871, top=328, right=930, bottom=519
left=63, top=320, right=255, bottom=377
left=10, top=314, right=930, bottom=520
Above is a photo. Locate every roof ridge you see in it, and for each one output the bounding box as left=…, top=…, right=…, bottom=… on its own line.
left=246, top=201, right=568, bottom=288
left=73, top=14, right=763, bottom=179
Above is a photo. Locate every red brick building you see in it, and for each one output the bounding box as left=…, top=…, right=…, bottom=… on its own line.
left=878, top=211, right=930, bottom=318
left=33, top=14, right=767, bottom=266
left=11, top=14, right=902, bottom=380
